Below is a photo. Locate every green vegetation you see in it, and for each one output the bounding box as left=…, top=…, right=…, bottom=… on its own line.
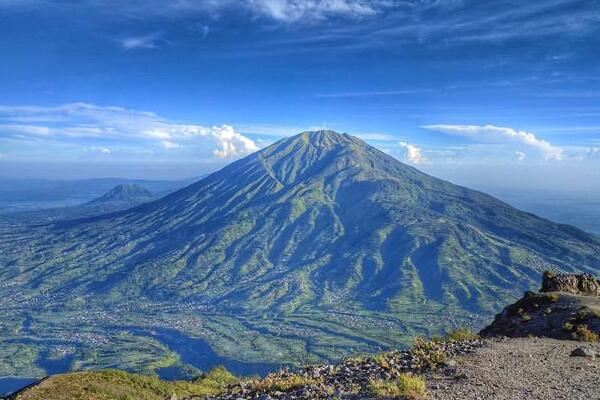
left=14, top=367, right=237, bottom=400
left=368, top=374, right=427, bottom=399
left=446, top=328, right=479, bottom=342
left=409, top=337, right=447, bottom=371
left=372, top=353, right=391, bottom=370
left=249, top=374, right=324, bottom=392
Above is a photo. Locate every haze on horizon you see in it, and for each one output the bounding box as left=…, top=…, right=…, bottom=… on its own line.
left=1, top=1, right=599, bottom=194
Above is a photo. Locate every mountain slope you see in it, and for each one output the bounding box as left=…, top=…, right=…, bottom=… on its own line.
left=3, top=131, right=597, bottom=311
left=0, top=130, right=599, bottom=376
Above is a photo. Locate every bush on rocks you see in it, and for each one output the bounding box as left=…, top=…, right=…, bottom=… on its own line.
left=368, top=373, right=427, bottom=399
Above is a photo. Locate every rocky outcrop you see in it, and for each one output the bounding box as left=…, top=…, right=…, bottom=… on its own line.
left=199, top=340, right=483, bottom=400
left=541, top=271, right=600, bottom=296
left=481, top=272, right=600, bottom=340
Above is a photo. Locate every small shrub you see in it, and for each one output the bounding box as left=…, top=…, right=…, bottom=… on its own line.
left=577, top=306, right=600, bottom=321
left=517, top=308, right=531, bottom=321
left=447, top=328, right=479, bottom=342
left=410, top=337, right=446, bottom=371
left=563, top=322, right=574, bottom=331
left=543, top=307, right=552, bottom=316
left=572, top=324, right=599, bottom=343
left=250, top=374, right=322, bottom=392
left=368, top=374, right=427, bottom=399
left=344, top=355, right=366, bottom=364
left=372, top=353, right=391, bottom=370
left=543, top=270, right=556, bottom=280
left=543, top=293, right=560, bottom=302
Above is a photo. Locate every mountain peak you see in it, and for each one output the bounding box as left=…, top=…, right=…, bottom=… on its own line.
left=88, top=184, right=155, bottom=204
left=299, top=129, right=346, bottom=139
left=296, top=130, right=353, bottom=147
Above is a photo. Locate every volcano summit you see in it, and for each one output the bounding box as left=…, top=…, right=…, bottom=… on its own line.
left=0, top=130, right=599, bottom=379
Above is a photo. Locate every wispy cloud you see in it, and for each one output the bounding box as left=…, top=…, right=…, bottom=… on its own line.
left=587, top=147, right=600, bottom=159
left=398, top=141, right=425, bottom=164
left=249, top=0, right=385, bottom=22
left=89, top=146, right=111, bottom=154
left=118, top=32, right=162, bottom=50
left=422, top=124, right=564, bottom=161
left=48, top=0, right=390, bottom=23
left=514, top=151, right=527, bottom=162
left=354, top=132, right=398, bottom=141
left=7, top=1, right=599, bottom=51
left=0, top=103, right=259, bottom=158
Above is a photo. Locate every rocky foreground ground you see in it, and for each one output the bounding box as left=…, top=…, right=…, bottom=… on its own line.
left=193, top=337, right=598, bottom=400
left=426, top=338, right=600, bottom=400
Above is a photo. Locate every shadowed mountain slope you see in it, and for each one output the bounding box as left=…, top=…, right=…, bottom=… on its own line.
left=1, top=131, right=598, bottom=317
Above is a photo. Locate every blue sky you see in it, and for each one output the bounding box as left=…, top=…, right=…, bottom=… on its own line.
left=1, top=0, right=599, bottom=191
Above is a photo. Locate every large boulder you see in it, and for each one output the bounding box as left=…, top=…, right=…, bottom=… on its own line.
left=540, top=271, right=600, bottom=296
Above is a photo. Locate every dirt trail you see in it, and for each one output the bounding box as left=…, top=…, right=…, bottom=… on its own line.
left=427, top=338, right=600, bottom=400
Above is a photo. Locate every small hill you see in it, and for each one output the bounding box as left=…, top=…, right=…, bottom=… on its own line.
left=481, top=271, right=600, bottom=340
left=8, top=367, right=236, bottom=400
left=87, top=184, right=155, bottom=205
left=0, top=184, right=156, bottom=226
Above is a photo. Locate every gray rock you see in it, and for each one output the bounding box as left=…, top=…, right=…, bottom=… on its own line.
left=570, top=346, right=598, bottom=358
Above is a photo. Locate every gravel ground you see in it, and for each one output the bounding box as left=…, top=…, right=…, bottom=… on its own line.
left=426, top=338, right=600, bottom=400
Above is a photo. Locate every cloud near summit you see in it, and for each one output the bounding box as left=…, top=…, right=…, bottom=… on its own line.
left=0, top=103, right=259, bottom=159
left=398, top=141, right=425, bottom=164
left=422, top=124, right=564, bottom=161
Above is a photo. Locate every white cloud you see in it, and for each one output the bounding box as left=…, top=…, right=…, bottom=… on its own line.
left=587, top=147, right=600, bottom=158
left=65, top=0, right=390, bottom=24
left=89, top=146, right=111, bottom=154
left=119, top=33, right=161, bottom=50
left=161, top=140, right=180, bottom=149
left=250, top=0, right=382, bottom=21
left=398, top=141, right=425, bottom=164
left=210, top=125, right=259, bottom=157
left=422, top=124, right=564, bottom=161
left=514, top=151, right=527, bottom=161
left=354, top=132, right=398, bottom=141
left=0, top=103, right=259, bottom=159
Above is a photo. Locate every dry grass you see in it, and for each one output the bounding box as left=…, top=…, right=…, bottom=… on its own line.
left=572, top=324, right=599, bottom=342
left=249, top=374, right=323, bottom=392
left=446, top=328, right=479, bottom=342
left=373, top=353, right=391, bottom=370
left=410, top=337, right=446, bottom=371
left=368, top=374, right=427, bottom=399
left=542, top=293, right=560, bottom=303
